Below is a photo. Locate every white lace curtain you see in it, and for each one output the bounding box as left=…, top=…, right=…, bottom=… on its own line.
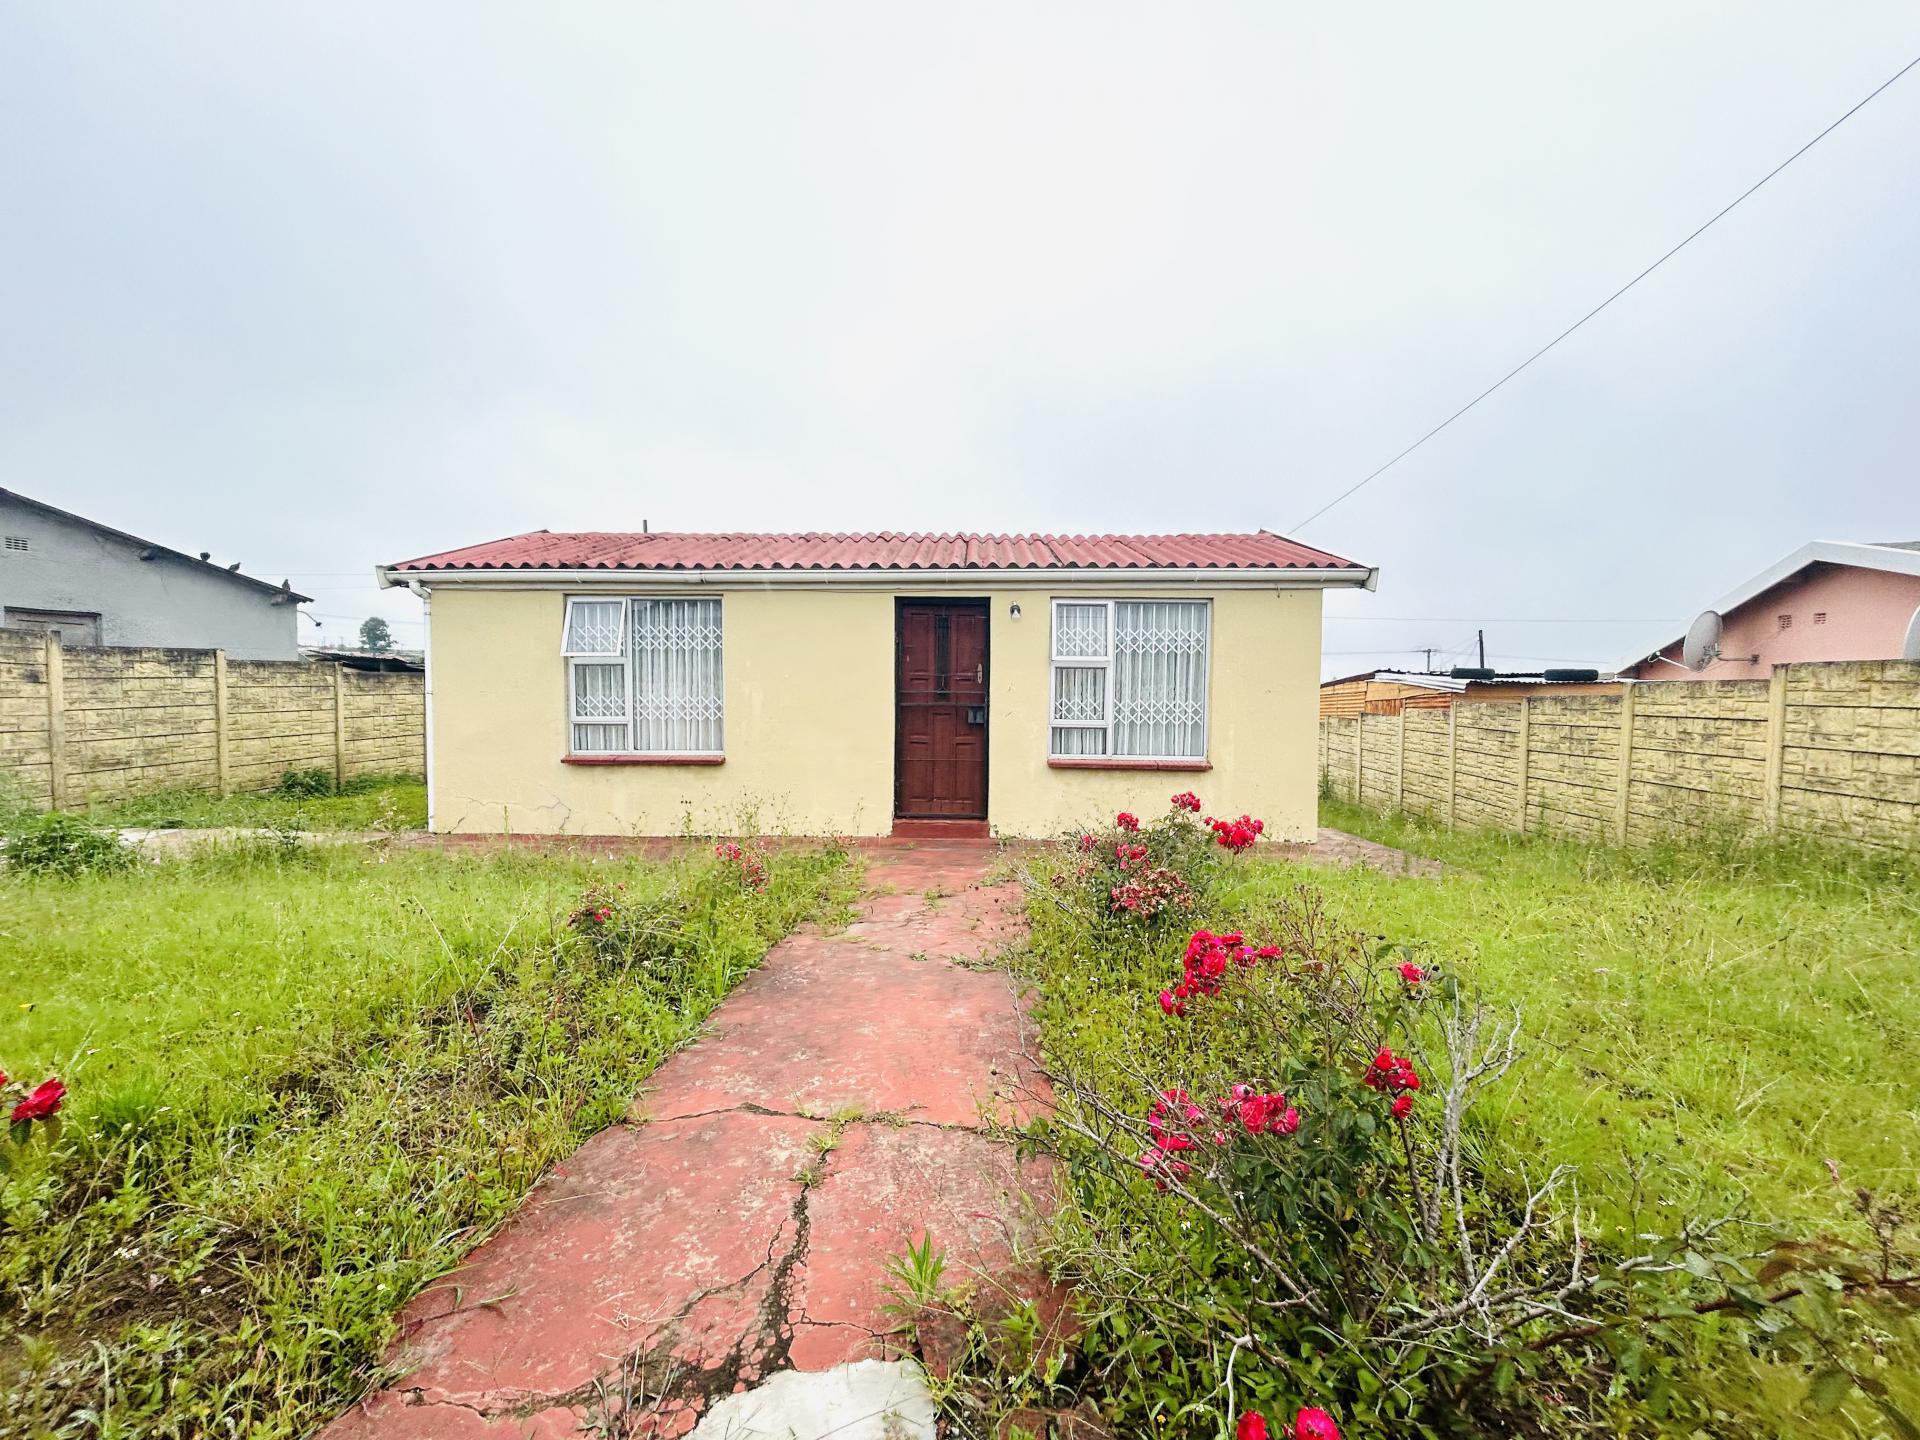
left=567, top=598, right=724, bottom=754
left=1050, top=600, right=1208, bottom=759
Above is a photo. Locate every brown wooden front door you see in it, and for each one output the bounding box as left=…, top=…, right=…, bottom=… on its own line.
left=895, top=600, right=989, bottom=819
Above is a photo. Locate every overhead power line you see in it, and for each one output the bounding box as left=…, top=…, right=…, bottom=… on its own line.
left=1292, top=50, right=1920, bottom=534
left=1323, top=645, right=1481, bottom=657
left=1487, top=653, right=1613, bottom=665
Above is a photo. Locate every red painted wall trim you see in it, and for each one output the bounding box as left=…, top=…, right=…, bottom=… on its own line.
left=562, top=753, right=726, bottom=766
left=1047, top=757, right=1212, bottom=772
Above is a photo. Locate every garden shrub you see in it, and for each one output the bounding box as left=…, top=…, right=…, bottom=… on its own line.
left=2, top=810, right=135, bottom=878
left=951, top=795, right=1920, bottom=1440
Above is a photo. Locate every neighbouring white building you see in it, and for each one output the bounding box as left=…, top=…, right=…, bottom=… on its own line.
left=0, top=488, right=309, bottom=660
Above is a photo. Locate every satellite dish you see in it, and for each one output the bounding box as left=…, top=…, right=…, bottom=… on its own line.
left=1681, top=610, right=1723, bottom=670
left=1904, top=604, right=1920, bottom=662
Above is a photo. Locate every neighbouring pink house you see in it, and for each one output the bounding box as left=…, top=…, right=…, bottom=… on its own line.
left=1620, top=540, right=1920, bottom=680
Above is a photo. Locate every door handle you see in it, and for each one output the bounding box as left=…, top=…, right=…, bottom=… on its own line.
left=975, top=663, right=984, bottom=684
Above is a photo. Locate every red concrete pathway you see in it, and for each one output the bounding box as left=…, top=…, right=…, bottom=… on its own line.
left=325, top=842, right=1047, bottom=1439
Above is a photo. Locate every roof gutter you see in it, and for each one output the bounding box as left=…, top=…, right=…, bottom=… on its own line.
left=376, top=564, right=1379, bottom=592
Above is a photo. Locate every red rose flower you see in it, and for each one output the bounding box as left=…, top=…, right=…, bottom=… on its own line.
left=1236, top=1414, right=1269, bottom=1440
left=10, top=1076, right=66, bottom=1124
left=1365, top=1048, right=1422, bottom=1107
left=1293, top=1407, right=1341, bottom=1440
left=1170, top=790, right=1202, bottom=813
left=1206, top=814, right=1264, bottom=851
left=1116, top=812, right=1140, bottom=833
left=1399, top=961, right=1426, bottom=984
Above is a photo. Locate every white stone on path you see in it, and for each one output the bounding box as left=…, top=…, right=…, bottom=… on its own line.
left=688, top=1360, right=936, bottom=1440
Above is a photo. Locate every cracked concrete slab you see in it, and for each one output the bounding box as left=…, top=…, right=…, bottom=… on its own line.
left=787, top=1123, right=1051, bottom=1370
left=631, top=955, right=1040, bottom=1129
left=687, top=1360, right=934, bottom=1439
left=322, top=842, right=1055, bottom=1440
left=631, top=858, right=1039, bottom=1131
left=349, top=1109, right=821, bottom=1416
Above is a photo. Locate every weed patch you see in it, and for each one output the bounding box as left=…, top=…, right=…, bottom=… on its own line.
left=1, top=811, right=134, bottom=878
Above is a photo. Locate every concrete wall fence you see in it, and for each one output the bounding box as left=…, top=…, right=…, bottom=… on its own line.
left=0, top=628, right=424, bottom=809
left=1318, top=660, right=1920, bottom=851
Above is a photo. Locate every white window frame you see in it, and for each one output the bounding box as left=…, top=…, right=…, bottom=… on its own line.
left=1048, top=599, right=1114, bottom=757
left=564, top=598, right=633, bottom=747
left=563, top=596, right=725, bottom=758
left=1048, top=597, right=1211, bottom=762
left=562, top=597, right=627, bottom=658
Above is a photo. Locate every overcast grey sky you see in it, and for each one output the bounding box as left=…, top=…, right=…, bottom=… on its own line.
left=3, top=5, right=1915, bottom=672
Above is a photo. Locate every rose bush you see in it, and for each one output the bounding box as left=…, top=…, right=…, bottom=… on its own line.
left=1043, top=797, right=1260, bottom=938
left=998, top=804, right=1920, bottom=1438
left=713, top=839, right=769, bottom=891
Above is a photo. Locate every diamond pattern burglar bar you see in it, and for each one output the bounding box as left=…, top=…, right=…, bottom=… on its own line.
left=1050, top=599, right=1209, bottom=760
left=631, top=598, right=724, bottom=753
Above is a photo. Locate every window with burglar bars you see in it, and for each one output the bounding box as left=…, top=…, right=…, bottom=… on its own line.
left=1049, top=599, right=1209, bottom=760
left=564, top=597, right=724, bottom=755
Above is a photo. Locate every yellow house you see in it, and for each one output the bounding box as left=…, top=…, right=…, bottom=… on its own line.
left=377, top=532, right=1374, bottom=841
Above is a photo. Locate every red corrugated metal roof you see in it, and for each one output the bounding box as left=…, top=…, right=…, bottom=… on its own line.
left=387, top=530, right=1362, bottom=574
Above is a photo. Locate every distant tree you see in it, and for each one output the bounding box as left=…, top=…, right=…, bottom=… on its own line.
left=358, top=616, right=394, bottom=652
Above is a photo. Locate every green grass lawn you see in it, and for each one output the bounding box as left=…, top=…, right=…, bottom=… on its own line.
left=0, top=834, right=853, bottom=1438
left=1292, top=799, right=1920, bottom=1236
left=74, top=774, right=428, bottom=832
